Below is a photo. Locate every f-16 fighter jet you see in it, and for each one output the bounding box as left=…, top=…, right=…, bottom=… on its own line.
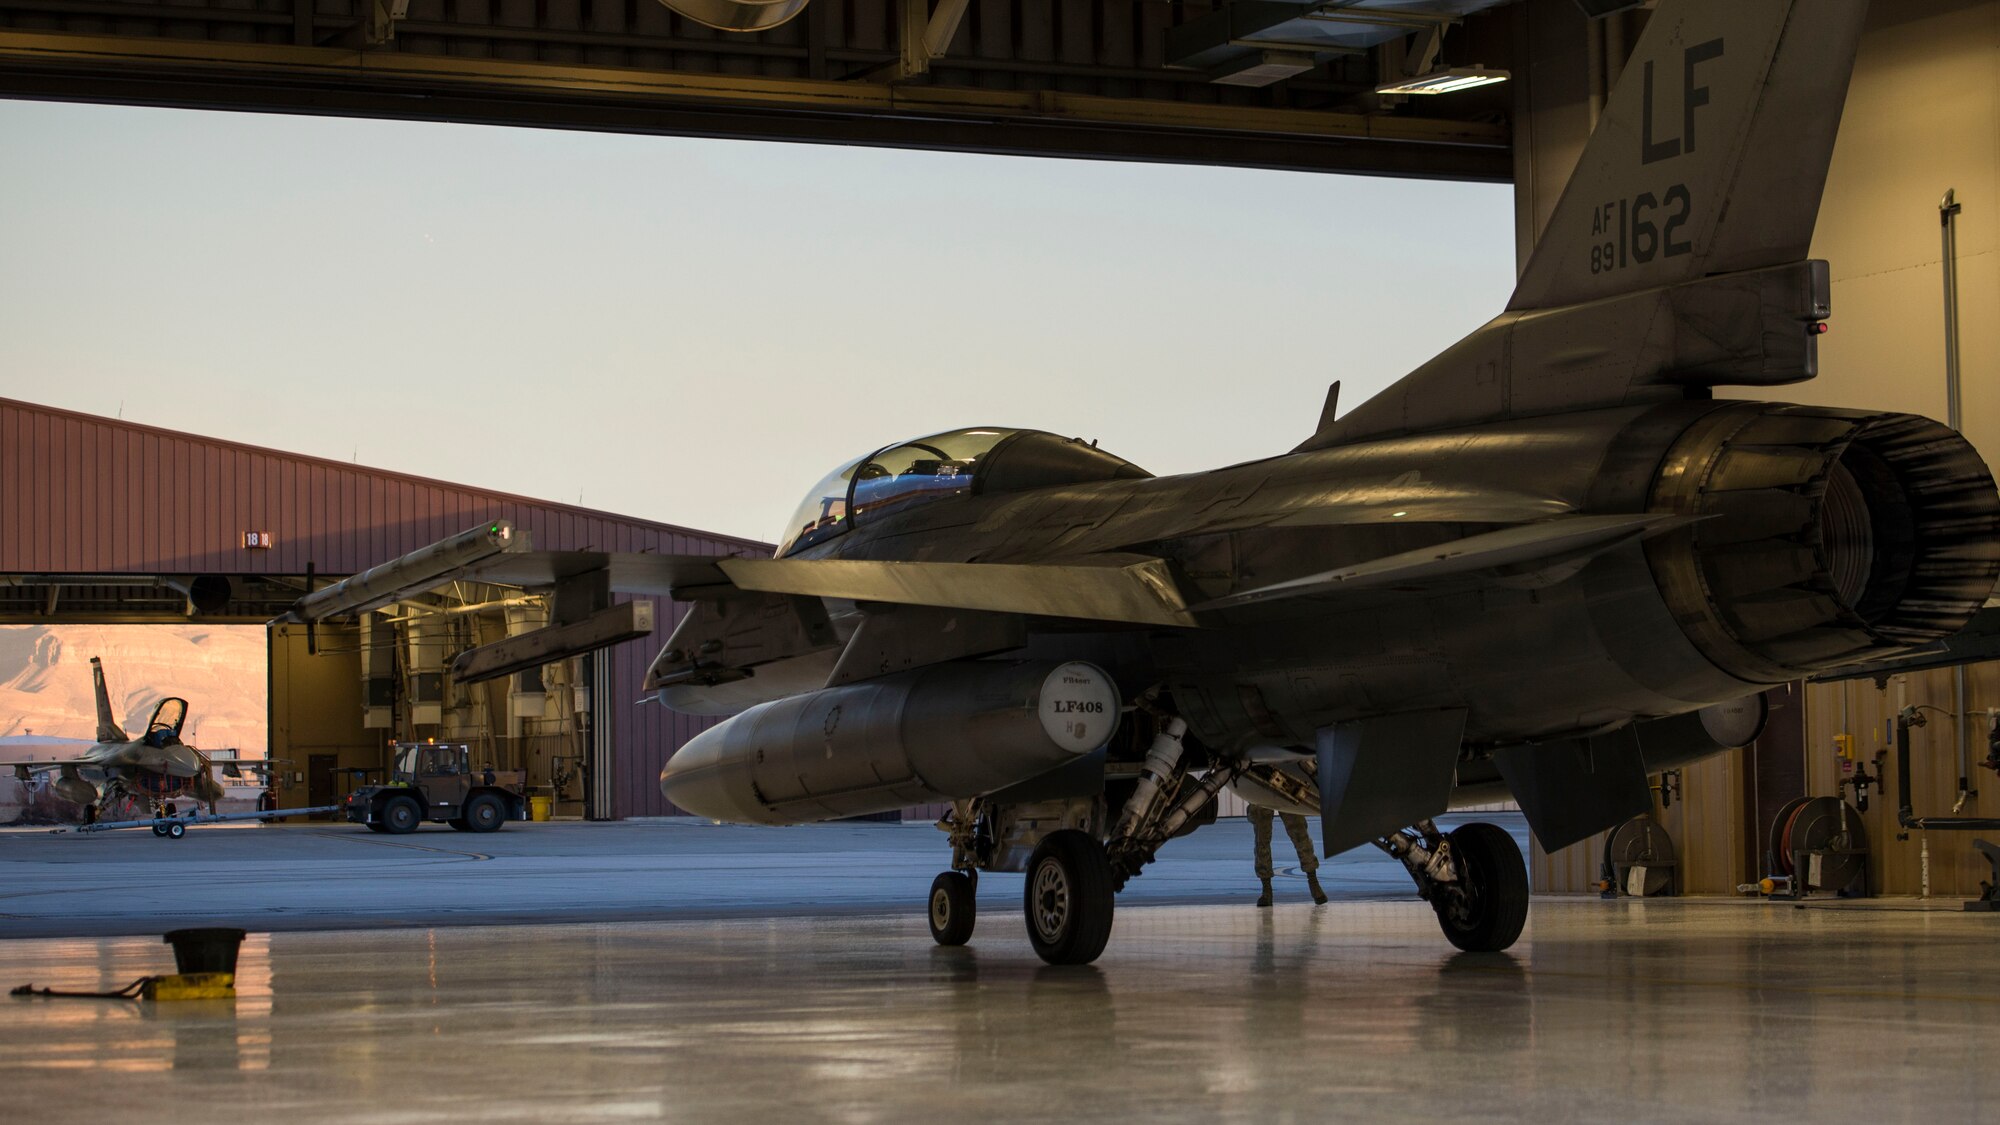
left=5, top=657, right=251, bottom=824
left=285, top=0, right=1998, bottom=965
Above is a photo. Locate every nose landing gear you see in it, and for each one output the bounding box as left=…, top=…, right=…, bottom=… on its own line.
left=925, top=797, right=1120, bottom=965
left=928, top=870, right=977, bottom=946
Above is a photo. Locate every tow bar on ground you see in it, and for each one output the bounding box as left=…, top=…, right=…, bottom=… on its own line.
left=47, top=806, right=346, bottom=838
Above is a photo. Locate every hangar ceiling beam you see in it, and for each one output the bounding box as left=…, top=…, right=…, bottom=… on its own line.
left=0, top=18, right=1512, bottom=180
left=896, top=0, right=968, bottom=79
left=362, top=0, right=408, bottom=47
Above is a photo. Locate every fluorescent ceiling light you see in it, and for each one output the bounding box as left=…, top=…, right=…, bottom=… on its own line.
left=1376, top=66, right=1509, bottom=95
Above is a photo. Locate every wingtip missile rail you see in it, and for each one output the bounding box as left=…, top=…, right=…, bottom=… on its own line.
left=277, top=521, right=526, bottom=624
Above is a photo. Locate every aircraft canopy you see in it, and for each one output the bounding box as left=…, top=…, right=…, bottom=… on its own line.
left=777, top=428, right=1148, bottom=557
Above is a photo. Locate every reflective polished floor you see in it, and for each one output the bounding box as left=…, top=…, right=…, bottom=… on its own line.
left=4, top=898, right=1995, bottom=1123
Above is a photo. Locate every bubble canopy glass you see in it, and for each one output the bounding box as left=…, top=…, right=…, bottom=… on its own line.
left=775, top=428, right=1019, bottom=557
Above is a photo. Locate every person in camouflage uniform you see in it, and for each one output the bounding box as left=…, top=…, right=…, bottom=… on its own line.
left=1250, top=804, right=1328, bottom=907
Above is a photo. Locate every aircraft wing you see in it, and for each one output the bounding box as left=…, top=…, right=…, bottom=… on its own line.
left=463, top=551, right=729, bottom=597
left=198, top=752, right=281, bottom=780
left=280, top=514, right=1690, bottom=636
left=717, top=514, right=1685, bottom=624
left=7, top=759, right=104, bottom=781
left=717, top=556, right=1197, bottom=628
left=275, top=523, right=735, bottom=623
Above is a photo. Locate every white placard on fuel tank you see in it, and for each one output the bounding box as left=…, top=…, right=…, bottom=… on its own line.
left=1037, top=662, right=1119, bottom=753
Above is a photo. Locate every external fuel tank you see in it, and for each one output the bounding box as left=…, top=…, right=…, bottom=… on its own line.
left=659, top=660, right=1118, bottom=824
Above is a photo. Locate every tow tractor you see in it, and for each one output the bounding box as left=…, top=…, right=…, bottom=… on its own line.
left=343, top=741, right=527, bottom=834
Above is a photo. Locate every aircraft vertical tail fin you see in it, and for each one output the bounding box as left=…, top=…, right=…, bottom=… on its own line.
left=1509, top=0, right=1867, bottom=311
left=90, top=657, right=128, bottom=743
left=1300, top=0, right=1869, bottom=451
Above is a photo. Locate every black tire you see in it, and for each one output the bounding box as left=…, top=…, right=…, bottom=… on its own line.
left=447, top=818, right=471, bottom=832
left=365, top=821, right=389, bottom=834
left=463, top=794, right=505, bottom=833
left=1433, top=822, right=1529, bottom=953
left=380, top=796, right=423, bottom=835
left=1023, top=830, right=1115, bottom=966
left=928, top=871, right=977, bottom=946
left=151, top=823, right=167, bottom=837
left=166, top=822, right=185, bottom=839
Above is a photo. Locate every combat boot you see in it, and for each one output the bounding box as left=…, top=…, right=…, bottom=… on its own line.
left=1255, top=879, right=1273, bottom=908
left=1307, top=873, right=1328, bottom=905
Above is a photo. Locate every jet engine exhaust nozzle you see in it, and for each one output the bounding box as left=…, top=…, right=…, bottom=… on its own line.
left=659, top=660, right=1119, bottom=825
left=1647, top=404, right=2000, bottom=683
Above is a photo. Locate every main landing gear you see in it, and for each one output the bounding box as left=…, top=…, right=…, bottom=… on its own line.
left=924, top=826, right=1119, bottom=965
left=1023, top=830, right=1116, bottom=965
left=1377, top=819, right=1529, bottom=952
left=924, top=708, right=1236, bottom=966
left=927, top=796, right=1125, bottom=966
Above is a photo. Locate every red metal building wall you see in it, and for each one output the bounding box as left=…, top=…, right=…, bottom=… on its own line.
left=1, top=396, right=770, bottom=818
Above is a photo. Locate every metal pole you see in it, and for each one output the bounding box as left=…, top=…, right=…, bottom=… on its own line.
left=1939, top=190, right=1971, bottom=811
left=1941, top=189, right=1963, bottom=433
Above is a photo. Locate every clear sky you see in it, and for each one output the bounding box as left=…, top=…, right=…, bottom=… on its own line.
left=0, top=100, right=1517, bottom=544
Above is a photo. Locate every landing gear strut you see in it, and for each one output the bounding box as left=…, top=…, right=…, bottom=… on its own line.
left=927, top=800, right=1119, bottom=965
left=1377, top=819, right=1528, bottom=952
left=928, top=799, right=988, bottom=948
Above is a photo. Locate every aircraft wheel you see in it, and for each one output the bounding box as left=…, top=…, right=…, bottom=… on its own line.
left=928, top=871, right=977, bottom=946
left=463, top=795, right=505, bottom=833
left=1023, top=830, right=1115, bottom=966
left=381, top=796, right=423, bottom=835
left=165, top=822, right=186, bottom=840
left=1433, top=822, right=1528, bottom=953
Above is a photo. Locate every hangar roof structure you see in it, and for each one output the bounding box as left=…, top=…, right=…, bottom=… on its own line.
left=0, top=0, right=1518, bottom=179
left=0, top=395, right=772, bottom=819
left=0, top=395, right=769, bottom=623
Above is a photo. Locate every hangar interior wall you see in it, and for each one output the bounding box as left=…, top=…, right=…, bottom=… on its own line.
left=1804, top=663, right=2000, bottom=899
left=268, top=616, right=602, bottom=818
left=269, top=622, right=369, bottom=812
left=1521, top=0, right=2000, bottom=895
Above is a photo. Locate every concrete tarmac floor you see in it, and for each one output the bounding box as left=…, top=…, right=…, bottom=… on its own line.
left=0, top=816, right=1472, bottom=939
left=3, top=817, right=1996, bottom=1122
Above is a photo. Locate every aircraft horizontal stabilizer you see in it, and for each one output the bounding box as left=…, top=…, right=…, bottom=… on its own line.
left=719, top=556, right=1197, bottom=628
left=1197, top=513, right=1690, bottom=611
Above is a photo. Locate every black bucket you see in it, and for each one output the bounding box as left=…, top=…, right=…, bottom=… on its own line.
left=163, top=928, right=246, bottom=975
